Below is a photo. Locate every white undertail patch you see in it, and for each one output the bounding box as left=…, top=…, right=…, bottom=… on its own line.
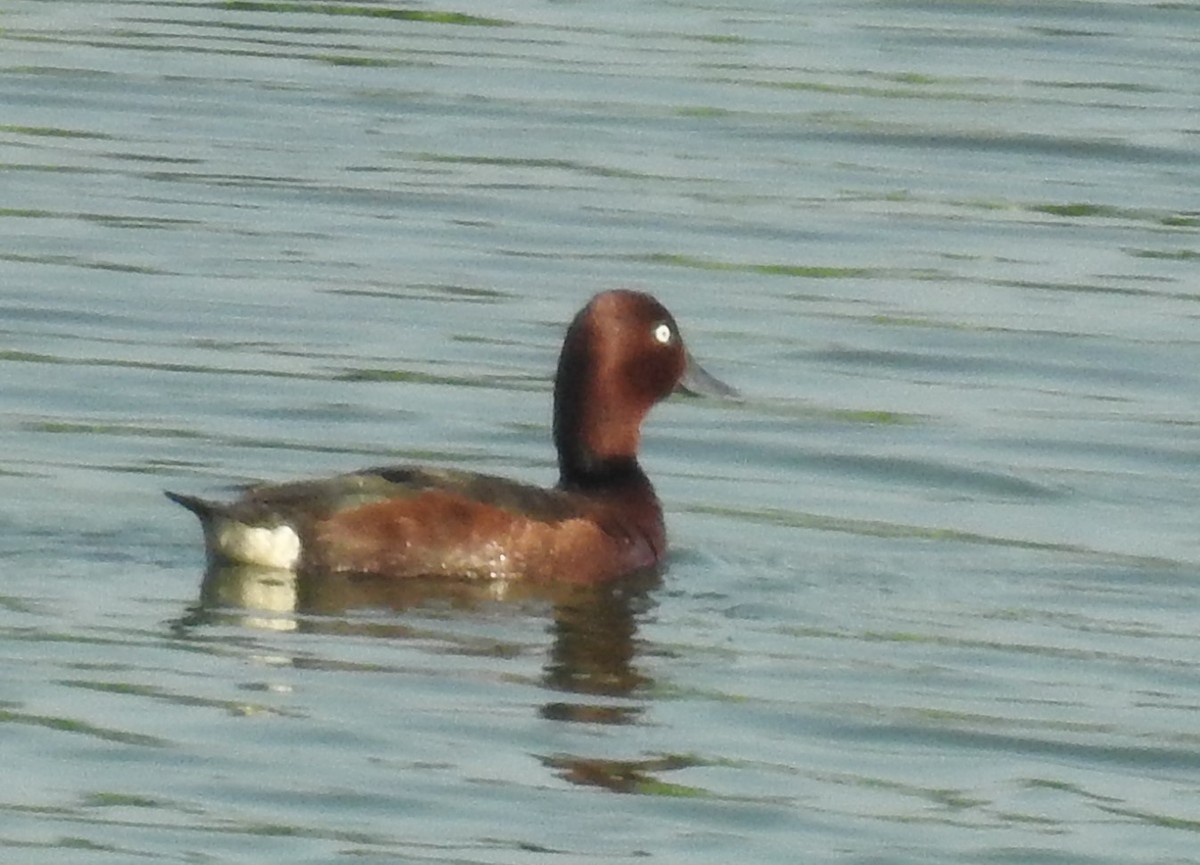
left=211, top=521, right=302, bottom=570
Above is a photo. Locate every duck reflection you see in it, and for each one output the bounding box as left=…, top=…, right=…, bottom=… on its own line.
left=176, top=564, right=693, bottom=794
left=538, top=753, right=706, bottom=796
left=179, top=562, right=658, bottom=712
left=539, top=571, right=656, bottom=725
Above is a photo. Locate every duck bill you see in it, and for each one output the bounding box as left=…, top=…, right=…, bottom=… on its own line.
left=677, top=351, right=739, bottom=399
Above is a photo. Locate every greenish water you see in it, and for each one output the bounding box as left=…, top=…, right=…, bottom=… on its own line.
left=2, top=1, right=1199, bottom=863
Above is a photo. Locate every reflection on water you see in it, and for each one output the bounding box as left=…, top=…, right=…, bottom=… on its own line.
left=178, top=562, right=665, bottom=788
left=193, top=565, right=301, bottom=630
left=183, top=556, right=662, bottom=743
left=540, top=753, right=708, bottom=797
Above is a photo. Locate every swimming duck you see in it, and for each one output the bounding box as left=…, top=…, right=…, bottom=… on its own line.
left=167, top=290, right=734, bottom=583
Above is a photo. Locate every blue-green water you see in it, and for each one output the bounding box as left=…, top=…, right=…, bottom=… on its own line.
left=2, top=1, right=1199, bottom=862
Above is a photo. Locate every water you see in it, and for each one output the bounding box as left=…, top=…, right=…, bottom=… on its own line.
left=3, top=1, right=1199, bottom=862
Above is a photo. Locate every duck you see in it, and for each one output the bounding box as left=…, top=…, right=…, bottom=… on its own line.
left=166, top=289, right=735, bottom=583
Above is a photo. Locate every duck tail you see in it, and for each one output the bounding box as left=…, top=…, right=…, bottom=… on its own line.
left=164, top=490, right=220, bottom=523
left=165, top=490, right=301, bottom=570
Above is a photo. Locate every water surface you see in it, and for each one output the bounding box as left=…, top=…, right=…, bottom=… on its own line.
left=2, top=1, right=1199, bottom=863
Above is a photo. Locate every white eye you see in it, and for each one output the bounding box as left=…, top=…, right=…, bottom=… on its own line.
left=652, top=323, right=673, bottom=345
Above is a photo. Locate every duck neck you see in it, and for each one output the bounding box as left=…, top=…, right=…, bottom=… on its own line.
left=553, top=316, right=648, bottom=490
left=554, top=397, right=648, bottom=490
left=558, top=451, right=649, bottom=491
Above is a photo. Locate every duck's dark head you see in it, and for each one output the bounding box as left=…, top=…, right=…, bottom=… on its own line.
left=552, top=290, right=735, bottom=488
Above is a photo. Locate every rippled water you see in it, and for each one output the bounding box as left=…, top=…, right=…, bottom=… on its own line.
left=3, top=1, right=1199, bottom=862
